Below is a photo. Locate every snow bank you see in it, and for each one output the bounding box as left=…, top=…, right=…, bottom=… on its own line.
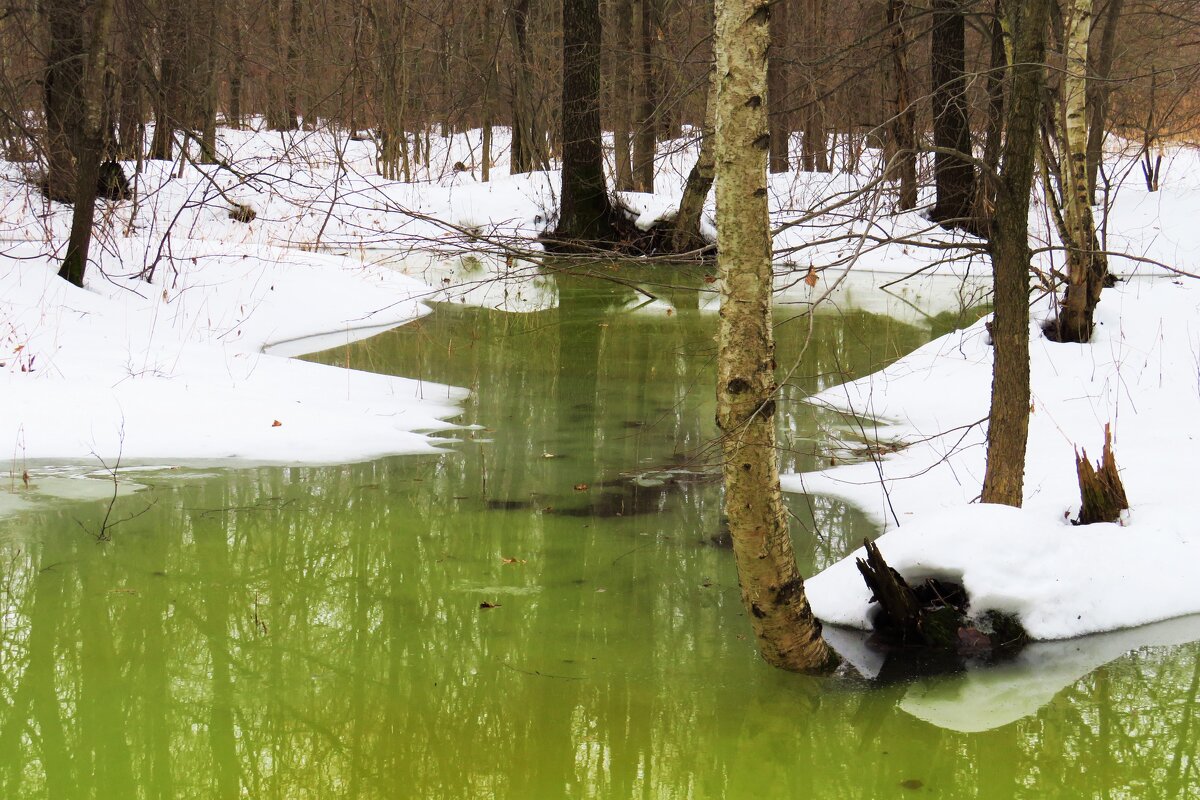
left=789, top=278, right=1200, bottom=639
left=1, top=247, right=465, bottom=466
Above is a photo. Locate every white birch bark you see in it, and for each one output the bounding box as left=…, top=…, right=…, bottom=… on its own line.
left=714, top=0, right=834, bottom=672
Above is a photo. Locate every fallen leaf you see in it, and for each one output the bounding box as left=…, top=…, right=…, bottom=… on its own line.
left=573, top=483, right=589, bottom=491
left=271, top=420, right=282, bottom=427
left=501, top=557, right=527, bottom=565
left=479, top=601, right=501, bottom=610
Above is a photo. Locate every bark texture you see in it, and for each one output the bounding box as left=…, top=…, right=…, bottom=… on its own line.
left=714, top=0, right=835, bottom=672
left=929, top=0, right=977, bottom=230
left=1049, top=0, right=1107, bottom=343
left=981, top=0, right=1052, bottom=506
left=767, top=0, right=789, bottom=173
left=671, top=62, right=717, bottom=252
left=885, top=0, right=917, bottom=210
left=59, top=0, right=117, bottom=286
left=553, top=0, right=614, bottom=242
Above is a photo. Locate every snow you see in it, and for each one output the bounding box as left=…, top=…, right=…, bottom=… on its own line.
left=790, top=275, right=1200, bottom=641
left=1, top=248, right=466, bottom=468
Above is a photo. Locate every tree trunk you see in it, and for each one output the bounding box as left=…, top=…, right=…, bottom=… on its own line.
left=1049, top=0, right=1107, bottom=344
left=632, top=0, right=656, bottom=192
left=285, top=0, right=302, bottom=128
left=507, top=0, right=542, bottom=173
left=768, top=0, right=790, bottom=173
left=798, top=0, right=829, bottom=173
left=42, top=0, right=84, bottom=202
left=553, top=0, right=614, bottom=243
left=59, top=0, right=118, bottom=287
left=976, top=0, right=1006, bottom=227
left=611, top=0, right=635, bottom=191
left=885, top=0, right=917, bottom=209
left=198, top=0, right=221, bottom=163
left=228, top=0, right=245, bottom=129
left=672, top=59, right=716, bottom=252
left=929, top=0, right=977, bottom=230
left=1086, top=0, right=1124, bottom=203
left=714, top=0, right=836, bottom=673
left=981, top=0, right=1052, bottom=507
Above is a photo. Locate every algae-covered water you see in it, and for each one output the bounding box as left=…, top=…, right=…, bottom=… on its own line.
left=1, top=270, right=1196, bottom=798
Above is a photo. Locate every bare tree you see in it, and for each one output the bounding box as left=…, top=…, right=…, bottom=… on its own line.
left=981, top=0, right=1053, bottom=506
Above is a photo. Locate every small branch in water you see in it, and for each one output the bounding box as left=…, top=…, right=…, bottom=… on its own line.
left=501, top=661, right=584, bottom=681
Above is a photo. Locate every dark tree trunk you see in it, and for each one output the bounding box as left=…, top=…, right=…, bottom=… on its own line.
left=611, top=0, right=634, bottom=191
left=59, top=0, right=117, bottom=287
left=929, top=0, right=977, bottom=231
left=768, top=0, right=790, bottom=173
left=632, top=0, right=656, bottom=191
left=1086, top=0, right=1124, bottom=204
left=149, top=20, right=178, bottom=160
left=553, top=0, right=614, bottom=243
left=507, top=0, right=539, bottom=173
left=228, top=3, right=245, bottom=129
left=981, top=0, right=1052, bottom=507
left=885, top=0, right=917, bottom=209
left=976, top=0, right=1006, bottom=228
left=285, top=0, right=302, bottom=127
left=43, top=0, right=84, bottom=202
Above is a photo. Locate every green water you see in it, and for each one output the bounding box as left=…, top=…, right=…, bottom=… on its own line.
left=1, top=271, right=1196, bottom=798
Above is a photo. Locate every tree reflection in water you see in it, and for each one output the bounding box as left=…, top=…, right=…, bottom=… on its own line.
left=0, top=270, right=1195, bottom=799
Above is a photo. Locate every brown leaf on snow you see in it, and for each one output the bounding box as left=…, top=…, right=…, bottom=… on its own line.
left=271, top=420, right=282, bottom=427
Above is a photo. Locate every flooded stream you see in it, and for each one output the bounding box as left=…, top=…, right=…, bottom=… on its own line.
left=0, top=267, right=1196, bottom=798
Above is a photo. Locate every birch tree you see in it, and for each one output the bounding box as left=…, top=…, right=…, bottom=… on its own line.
left=1047, top=0, right=1108, bottom=343
left=714, top=0, right=835, bottom=672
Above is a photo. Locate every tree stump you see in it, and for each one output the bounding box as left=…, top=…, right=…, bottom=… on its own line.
left=1075, top=423, right=1128, bottom=524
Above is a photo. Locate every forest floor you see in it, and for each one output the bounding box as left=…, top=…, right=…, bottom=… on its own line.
left=2, top=122, right=1198, bottom=647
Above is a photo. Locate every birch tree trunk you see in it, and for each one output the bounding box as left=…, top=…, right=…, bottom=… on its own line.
left=1049, top=0, right=1107, bottom=343
left=714, top=0, right=835, bottom=673
left=981, top=0, right=1052, bottom=506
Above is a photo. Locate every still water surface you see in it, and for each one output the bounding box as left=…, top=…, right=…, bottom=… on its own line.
left=1, top=269, right=1196, bottom=798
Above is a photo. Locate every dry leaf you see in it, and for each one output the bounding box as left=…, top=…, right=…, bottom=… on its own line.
left=271, top=420, right=282, bottom=427
left=501, top=557, right=527, bottom=565
left=479, top=601, right=501, bottom=609
left=804, top=267, right=819, bottom=288
left=573, top=483, right=589, bottom=491
left=703, top=274, right=717, bottom=284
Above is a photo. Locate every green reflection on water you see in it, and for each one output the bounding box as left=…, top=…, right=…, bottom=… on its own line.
left=0, top=271, right=1196, bottom=799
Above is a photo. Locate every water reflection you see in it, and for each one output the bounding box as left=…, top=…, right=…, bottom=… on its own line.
left=0, top=270, right=1196, bottom=798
